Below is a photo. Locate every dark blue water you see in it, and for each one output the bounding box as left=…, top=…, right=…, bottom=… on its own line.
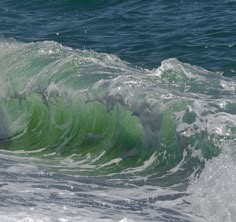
left=1, top=0, right=236, bottom=75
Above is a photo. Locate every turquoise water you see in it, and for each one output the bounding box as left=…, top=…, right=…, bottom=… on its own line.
left=0, top=1, right=236, bottom=222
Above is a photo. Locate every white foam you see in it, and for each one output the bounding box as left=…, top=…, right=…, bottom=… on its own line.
left=187, top=148, right=236, bottom=222
left=153, top=58, right=211, bottom=80
left=0, top=211, right=133, bottom=222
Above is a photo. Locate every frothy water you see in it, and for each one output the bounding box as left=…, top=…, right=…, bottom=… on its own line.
left=188, top=144, right=236, bottom=222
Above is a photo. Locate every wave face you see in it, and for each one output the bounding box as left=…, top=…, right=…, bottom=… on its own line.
left=0, top=39, right=235, bottom=180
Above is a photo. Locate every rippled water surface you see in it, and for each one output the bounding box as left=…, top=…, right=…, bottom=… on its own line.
left=1, top=0, right=236, bottom=75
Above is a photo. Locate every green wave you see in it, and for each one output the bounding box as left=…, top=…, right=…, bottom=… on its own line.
left=0, top=39, right=235, bottom=176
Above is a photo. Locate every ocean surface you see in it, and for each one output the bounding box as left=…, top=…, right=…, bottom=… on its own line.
left=0, top=0, right=236, bottom=221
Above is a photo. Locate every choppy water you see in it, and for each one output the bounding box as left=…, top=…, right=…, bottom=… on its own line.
left=0, top=1, right=236, bottom=222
